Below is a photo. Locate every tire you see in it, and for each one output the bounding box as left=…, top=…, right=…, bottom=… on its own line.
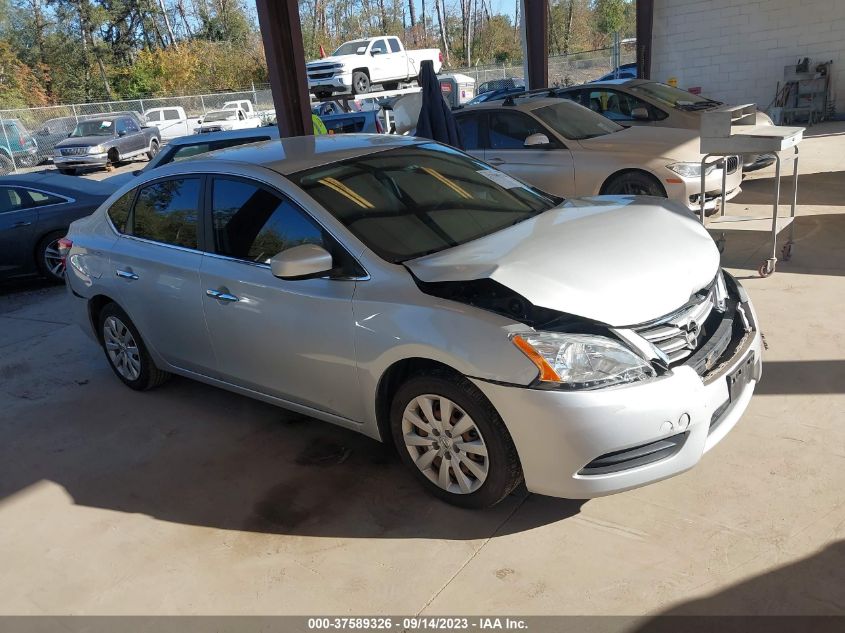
left=0, top=153, right=14, bottom=175
left=57, top=167, right=76, bottom=176
left=390, top=371, right=523, bottom=508
left=107, top=148, right=120, bottom=169
left=602, top=171, right=666, bottom=197
left=352, top=71, right=371, bottom=95
left=98, top=303, right=171, bottom=391
left=146, top=139, right=159, bottom=160
left=35, top=230, right=67, bottom=283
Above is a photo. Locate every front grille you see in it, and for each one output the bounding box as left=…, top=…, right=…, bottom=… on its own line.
left=633, top=284, right=719, bottom=364
left=61, top=147, right=88, bottom=156
left=309, top=72, right=335, bottom=80
left=307, top=64, right=337, bottom=80
left=726, top=156, right=738, bottom=174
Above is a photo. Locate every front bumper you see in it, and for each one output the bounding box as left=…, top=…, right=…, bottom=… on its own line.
left=53, top=153, right=108, bottom=167
left=664, top=160, right=744, bottom=212
left=473, top=281, right=762, bottom=499
left=308, top=72, right=352, bottom=93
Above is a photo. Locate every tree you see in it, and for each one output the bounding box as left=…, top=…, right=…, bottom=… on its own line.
left=594, top=0, right=624, bottom=35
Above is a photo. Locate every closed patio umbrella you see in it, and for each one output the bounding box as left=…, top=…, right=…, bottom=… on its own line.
left=415, top=60, right=464, bottom=150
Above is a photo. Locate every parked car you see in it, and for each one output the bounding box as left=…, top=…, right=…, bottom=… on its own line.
left=63, top=135, right=761, bottom=508
left=306, top=36, right=442, bottom=96
left=477, top=77, right=524, bottom=95
left=466, top=86, right=527, bottom=105
left=0, top=172, right=112, bottom=281
left=52, top=116, right=161, bottom=175
left=143, top=106, right=202, bottom=141
left=0, top=119, right=39, bottom=173
left=593, top=62, right=637, bottom=82
left=195, top=108, right=262, bottom=134
left=320, top=109, right=385, bottom=134
left=555, top=79, right=775, bottom=171
left=455, top=97, right=742, bottom=213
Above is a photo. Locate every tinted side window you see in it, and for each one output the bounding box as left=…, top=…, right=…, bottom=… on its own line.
left=211, top=178, right=325, bottom=263
left=163, top=109, right=180, bottom=121
left=488, top=112, right=546, bottom=149
left=456, top=115, right=482, bottom=150
left=133, top=178, right=201, bottom=249
left=115, top=119, right=128, bottom=134
left=24, top=189, right=65, bottom=207
left=107, top=189, right=135, bottom=233
left=146, top=111, right=162, bottom=122
left=371, top=39, right=387, bottom=54
left=388, top=38, right=401, bottom=53
left=125, top=118, right=140, bottom=132
left=0, top=187, right=24, bottom=213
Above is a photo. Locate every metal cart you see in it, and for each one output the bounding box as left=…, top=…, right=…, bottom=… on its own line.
left=698, top=105, right=804, bottom=277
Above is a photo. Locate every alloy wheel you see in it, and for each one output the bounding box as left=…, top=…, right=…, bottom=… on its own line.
left=401, top=394, right=489, bottom=494
left=103, top=316, right=141, bottom=381
left=43, top=238, right=65, bottom=279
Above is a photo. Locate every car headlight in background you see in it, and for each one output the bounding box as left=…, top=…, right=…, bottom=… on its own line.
left=512, top=332, right=656, bottom=389
left=667, top=162, right=716, bottom=179
left=88, top=145, right=105, bottom=154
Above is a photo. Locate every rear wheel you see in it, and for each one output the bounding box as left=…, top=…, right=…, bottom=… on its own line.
left=36, top=230, right=67, bottom=283
left=99, top=303, right=171, bottom=391
left=0, top=154, right=14, bottom=175
left=146, top=139, right=159, bottom=160
left=390, top=372, right=523, bottom=508
left=602, top=171, right=665, bottom=197
left=352, top=71, right=371, bottom=95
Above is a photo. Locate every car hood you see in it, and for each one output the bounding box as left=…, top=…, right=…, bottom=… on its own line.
left=55, top=136, right=114, bottom=148
left=307, top=56, right=351, bottom=67
left=405, top=196, right=719, bottom=326
left=577, top=126, right=702, bottom=161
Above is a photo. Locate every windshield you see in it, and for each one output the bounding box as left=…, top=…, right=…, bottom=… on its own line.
left=204, top=111, right=237, bottom=122
left=71, top=120, right=116, bottom=137
left=333, top=40, right=369, bottom=55
left=532, top=102, right=623, bottom=140
left=289, top=143, right=560, bottom=263
left=630, top=82, right=719, bottom=110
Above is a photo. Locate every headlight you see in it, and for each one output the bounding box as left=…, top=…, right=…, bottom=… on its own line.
left=53, top=149, right=62, bottom=157
left=88, top=145, right=105, bottom=154
left=512, top=332, right=655, bottom=389
left=667, top=162, right=716, bottom=179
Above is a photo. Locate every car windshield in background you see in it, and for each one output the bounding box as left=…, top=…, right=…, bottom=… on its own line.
left=71, top=120, right=115, bottom=137
left=333, top=40, right=368, bottom=55
left=533, top=102, right=623, bottom=140
left=204, top=111, right=237, bottom=122
left=630, top=82, right=720, bottom=110
left=290, top=143, right=560, bottom=263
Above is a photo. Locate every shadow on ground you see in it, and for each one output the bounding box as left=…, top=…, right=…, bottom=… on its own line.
left=0, top=365, right=583, bottom=539
left=735, top=170, right=845, bottom=207
left=755, top=360, right=845, bottom=395
left=710, top=212, right=845, bottom=276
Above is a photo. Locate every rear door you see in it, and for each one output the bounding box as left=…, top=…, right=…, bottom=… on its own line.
left=107, top=176, right=216, bottom=373
left=485, top=110, right=576, bottom=197
left=159, top=108, right=186, bottom=139
left=199, top=175, right=362, bottom=420
left=0, top=187, right=38, bottom=276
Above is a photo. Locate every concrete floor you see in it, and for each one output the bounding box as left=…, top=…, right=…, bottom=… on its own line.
left=1, top=123, right=844, bottom=617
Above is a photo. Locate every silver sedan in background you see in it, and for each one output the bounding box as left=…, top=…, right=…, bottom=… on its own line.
left=63, top=135, right=761, bottom=508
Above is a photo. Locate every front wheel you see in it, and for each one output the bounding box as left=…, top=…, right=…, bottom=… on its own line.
left=99, top=303, right=171, bottom=391
left=602, top=171, right=665, bottom=197
left=352, top=71, right=371, bottom=95
left=0, top=154, right=14, bottom=175
left=390, top=372, right=523, bottom=508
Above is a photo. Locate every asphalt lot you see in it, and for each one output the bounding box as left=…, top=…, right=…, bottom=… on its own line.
left=1, top=124, right=844, bottom=616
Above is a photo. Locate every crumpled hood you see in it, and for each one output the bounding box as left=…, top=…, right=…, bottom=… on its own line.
left=406, top=196, right=719, bottom=326
left=578, top=126, right=702, bottom=162
left=55, top=135, right=114, bottom=148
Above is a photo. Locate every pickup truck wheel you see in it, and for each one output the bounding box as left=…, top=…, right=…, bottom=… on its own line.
left=147, top=139, right=159, bottom=160
left=107, top=148, right=120, bottom=169
left=0, top=154, right=13, bottom=175
left=352, top=71, right=371, bottom=95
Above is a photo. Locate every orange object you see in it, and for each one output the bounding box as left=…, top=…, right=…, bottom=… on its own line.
left=512, top=335, right=561, bottom=382
left=319, top=45, right=326, bottom=58
left=665, top=178, right=683, bottom=184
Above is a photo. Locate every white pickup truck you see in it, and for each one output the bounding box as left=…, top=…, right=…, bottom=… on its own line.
left=195, top=108, right=263, bottom=134
left=143, top=106, right=202, bottom=141
left=306, top=36, right=442, bottom=96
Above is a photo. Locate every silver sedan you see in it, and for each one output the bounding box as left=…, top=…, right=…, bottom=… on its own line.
left=63, top=135, right=762, bottom=508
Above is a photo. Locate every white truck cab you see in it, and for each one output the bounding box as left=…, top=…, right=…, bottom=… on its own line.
left=143, top=106, right=202, bottom=141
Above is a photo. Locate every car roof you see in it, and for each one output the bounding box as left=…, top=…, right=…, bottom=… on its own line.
left=0, top=171, right=114, bottom=197
left=197, top=133, right=425, bottom=175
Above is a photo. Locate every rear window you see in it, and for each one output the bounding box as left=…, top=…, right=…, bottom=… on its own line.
left=163, top=109, right=180, bottom=121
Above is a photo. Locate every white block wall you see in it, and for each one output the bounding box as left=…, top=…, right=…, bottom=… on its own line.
left=651, top=0, right=845, bottom=116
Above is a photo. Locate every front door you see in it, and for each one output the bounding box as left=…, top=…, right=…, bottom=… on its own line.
left=485, top=110, right=576, bottom=198
left=107, top=176, right=216, bottom=373
left=0, top=187, right=37, bottom=276
left=199, top=175, right=361, bottom=421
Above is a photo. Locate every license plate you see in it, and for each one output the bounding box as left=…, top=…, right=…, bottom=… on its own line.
left=727, top=351, right=756, bottom=402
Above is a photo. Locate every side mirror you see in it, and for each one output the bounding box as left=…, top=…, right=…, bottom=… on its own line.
left=118, top=130, right=126, bottom=137
left=371, top=49, right=382, bottom=55
left=631, top=106, right=650, bottom=120
left=524, top=133, right=553, bottom=148
left=270, top=244, right=334, bottom=280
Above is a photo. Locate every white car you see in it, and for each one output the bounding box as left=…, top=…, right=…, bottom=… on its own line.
left=195, top=108, right=262, bottom=134
left=62, top=135, right=761, bottom=508
left=455, top=98, right=743, bottom=214
left=307, top=36, right=442, bottom=96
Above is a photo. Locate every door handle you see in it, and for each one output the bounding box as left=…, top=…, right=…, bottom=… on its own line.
left=206, top=289, right=239, bottom=302
left=487, top=157, right=505, bottom=165
left=13, top=221, right=32, bottom=228
left=115, top=269, right=139, bottom=280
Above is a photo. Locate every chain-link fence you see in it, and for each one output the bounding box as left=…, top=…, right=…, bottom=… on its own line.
left=451, top=46, right=636, bottom=90
left=0, top=85, right=274, bottom=173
